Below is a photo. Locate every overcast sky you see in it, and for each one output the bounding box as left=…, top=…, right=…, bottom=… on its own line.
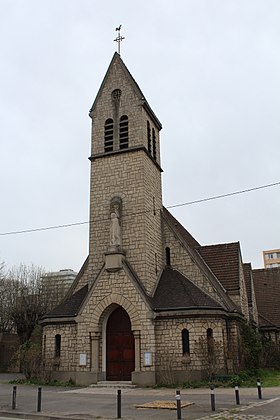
left=0, top=0, right=279, bottom=273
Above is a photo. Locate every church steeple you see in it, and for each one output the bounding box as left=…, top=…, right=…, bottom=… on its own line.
left=42, top=50, right=248, bottom=389
left=88, top=53, right=163, bottom=295
left=89, top=53, right=162, bottom=168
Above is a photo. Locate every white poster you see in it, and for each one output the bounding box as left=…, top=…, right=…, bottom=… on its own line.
left=79, top=353, right=87, bottom=366
left=144, top=352, right=152, bottom=366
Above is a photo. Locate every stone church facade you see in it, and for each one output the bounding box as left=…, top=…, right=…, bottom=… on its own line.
left=41, top=53, right=257, bottom=386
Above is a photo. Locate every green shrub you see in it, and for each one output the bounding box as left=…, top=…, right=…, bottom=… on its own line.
left=240, top=322, right=262, bottom=369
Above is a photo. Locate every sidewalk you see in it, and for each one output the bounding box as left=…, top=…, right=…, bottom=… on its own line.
left=0, top=374, right=279, bottom=419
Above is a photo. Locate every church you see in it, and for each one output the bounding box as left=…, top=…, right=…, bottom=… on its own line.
left=41, top=52, right=259, bottom=386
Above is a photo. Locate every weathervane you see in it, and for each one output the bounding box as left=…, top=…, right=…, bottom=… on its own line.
left=114, top=25, right=125, bottom=55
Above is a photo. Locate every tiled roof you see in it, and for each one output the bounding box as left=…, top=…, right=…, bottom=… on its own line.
left=243, top=263, right=253, bottom=305
left=152, top=267, right=223, bottom=311
left=258, top=313, right=277, bottom=329
left=252, top=268, right=280, bottom=328
left=197, top=242, right=240, bottom=292
left=162, top=207, right=200, bottom=249
left=42, top=284, right=88, bottom=318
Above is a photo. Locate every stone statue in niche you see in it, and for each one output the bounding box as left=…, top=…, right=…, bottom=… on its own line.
left=109, top=197, right=122, bottom=250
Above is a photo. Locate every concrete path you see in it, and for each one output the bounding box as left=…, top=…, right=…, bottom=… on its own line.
left=0, top=374, right=279, bottom=419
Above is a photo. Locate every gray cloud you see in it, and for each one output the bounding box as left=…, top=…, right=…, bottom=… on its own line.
left=0, top=0, right=279, bottom=271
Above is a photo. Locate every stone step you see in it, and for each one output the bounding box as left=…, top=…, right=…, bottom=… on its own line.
left=90, top=381, right=136, bottom=389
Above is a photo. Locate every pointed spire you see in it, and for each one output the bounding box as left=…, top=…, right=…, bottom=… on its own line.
left=89, top=52, right=162, bottom=130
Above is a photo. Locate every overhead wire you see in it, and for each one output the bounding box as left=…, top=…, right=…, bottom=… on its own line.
left=0, top=180, right=279, bottom=236
left=167, top=181, right=280, bottom=210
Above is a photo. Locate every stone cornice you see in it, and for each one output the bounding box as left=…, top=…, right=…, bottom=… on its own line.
left=40, top=315, right=83, bottom=325
left=154, top=308, right=243, bottom=321
left=89, top=146, right=163, bottom=172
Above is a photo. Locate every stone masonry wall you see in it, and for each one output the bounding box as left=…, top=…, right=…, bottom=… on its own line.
left=155, top=317, right=228, bottom=379
left=250, top=275, right=259, bottom=325
left=43, top=324, right=77, bottom=372
left=75, top=267, right=156, bottom=374
left=87, top=53, right=164, bottom=295
left=239, top=258, right=250, bottom=321
left=226, top=319, right=241, bottom=372
left=88, top=150, right=163, bottom=295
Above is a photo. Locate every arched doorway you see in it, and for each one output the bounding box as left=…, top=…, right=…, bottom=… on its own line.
left=106, top=306, right=135, bottom=380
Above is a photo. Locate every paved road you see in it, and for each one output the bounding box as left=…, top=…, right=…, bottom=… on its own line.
left=0, top=375, right=280, bottom=419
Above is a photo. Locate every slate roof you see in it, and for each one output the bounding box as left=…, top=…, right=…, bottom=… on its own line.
left=42, top=284, right=88, bottom=319
left=152, top=267, right=223, bottom=311
left=197, top=242, right=241, bottom=292
left=252, top=268, right=280, bottom=328
left=162, top=207, right=200, bottom=249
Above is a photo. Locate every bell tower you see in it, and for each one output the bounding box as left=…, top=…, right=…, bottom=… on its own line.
left=88, top=53, right=163, bottom=295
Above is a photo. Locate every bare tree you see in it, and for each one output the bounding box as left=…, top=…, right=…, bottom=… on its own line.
left=0, top=279, right=15, bottom=333
left=1, top=261, right=70, bottom=344
left=194, top=335, right=223, bottom=380
left=7, top=264, right=47, bottom=344
left=0, top=260, right=16, bottom=333
left=0, top=260, right=5, bottom=276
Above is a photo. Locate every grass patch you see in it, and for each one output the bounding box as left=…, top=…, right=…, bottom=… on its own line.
left=182, top=368, right=280, bottom=388
left=155, top=368, right=280, bottom=389
left=255, top=368, right=280, bottom=387
left=10, top=368, right=280, bottom=389
left=10, top=377, right=76, bottom=387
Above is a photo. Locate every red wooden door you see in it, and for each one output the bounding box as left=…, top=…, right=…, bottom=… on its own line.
left=106, top=306, right=135, bottom=381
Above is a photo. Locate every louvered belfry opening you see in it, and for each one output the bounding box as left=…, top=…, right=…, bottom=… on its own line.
left=104, top=118, right=114, bottom=152
left=147, top=120, right=152, bottom=154
left=119, top=115, right=129, bottom=149
left=152, top=128, right=156, bottom=160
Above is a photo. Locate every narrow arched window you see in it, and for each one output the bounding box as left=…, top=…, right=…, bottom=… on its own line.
left=147, top=121, right=152, bottom=154
left=207, top=328, right=213, bottom=355
left=165, top=247, right=171, bottom=266
left=55, top=334, right=61, bottom=358
left=152, top=128, right=156, bottom=159
left=182, top=329, right=190, bottom=354
left=104, top=118, right=114, bottom=152
left=155, top=252, right=158, bottom=274
left=119, top=115, right=129, bottom=149
left=43, top=335, right=46, bottom=360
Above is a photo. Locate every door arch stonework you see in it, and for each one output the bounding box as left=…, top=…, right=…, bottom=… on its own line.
left=91, top=293, right=142, bottom=331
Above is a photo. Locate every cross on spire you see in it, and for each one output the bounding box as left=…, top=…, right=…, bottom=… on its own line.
left=114, top=25, right=125, bottom=55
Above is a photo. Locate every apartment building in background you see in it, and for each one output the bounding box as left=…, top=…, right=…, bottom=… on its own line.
left=263, top=249, right=280, bottom=269
left=41, top=269, right=77, bottom=309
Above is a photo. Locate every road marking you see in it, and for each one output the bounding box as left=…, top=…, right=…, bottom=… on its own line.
left=198, top=397, right=280, bottom=419
left=239, top=397, right=280, bottom=411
